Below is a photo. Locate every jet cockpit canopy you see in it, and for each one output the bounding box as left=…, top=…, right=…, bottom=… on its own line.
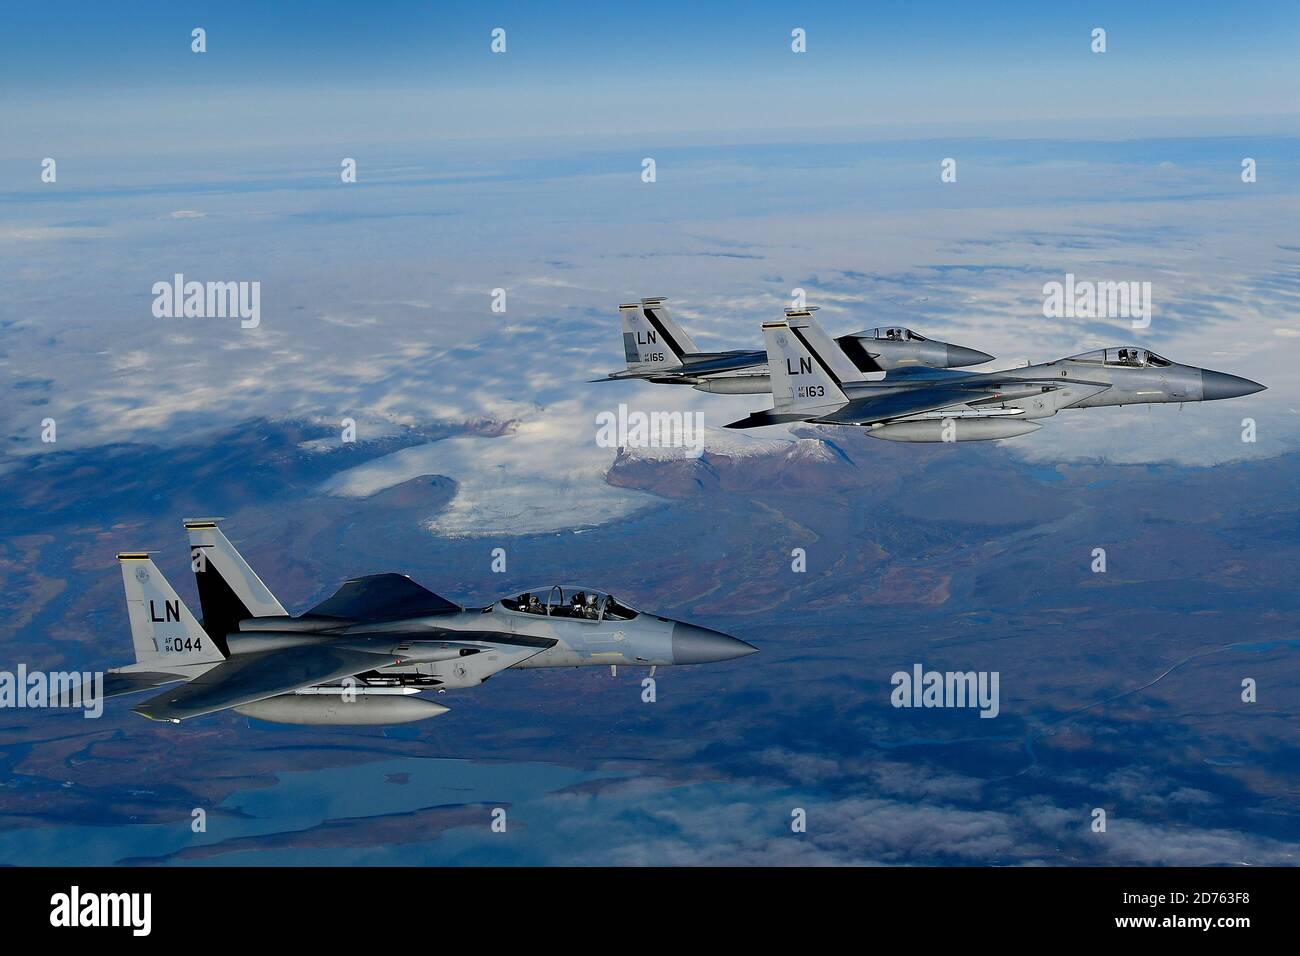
left=1065, top=347, right=1173, bottom=368
left=499, top=586, right=639, bottom=621
left=865, top=327, right=928, bottom=342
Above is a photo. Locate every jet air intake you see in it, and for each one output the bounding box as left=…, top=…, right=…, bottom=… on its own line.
left=868, top=419, right=1042, bottom=442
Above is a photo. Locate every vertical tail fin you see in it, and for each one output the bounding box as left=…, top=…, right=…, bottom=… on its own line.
left=619, top=296, right=698, bottom=373
left=764, top=312, right=850, bottom=413
left=184, top=519, right=286, bottom=649
left=118, top=553, right=225, bottom=666
left=619, top=303, right=676, bottom=371
left=784, top=309, right=866, bottom=384
left=640, top=297, right=699, bottom=356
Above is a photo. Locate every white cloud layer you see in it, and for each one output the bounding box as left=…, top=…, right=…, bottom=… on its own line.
left=3, top=137, right=1295, bottom=533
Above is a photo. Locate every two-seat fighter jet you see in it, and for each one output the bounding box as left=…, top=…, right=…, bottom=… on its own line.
left=595, top=296, right=993, bottom=394
left=726, top=309, right=1265, bottom=441
left=99, top=520, right=755, bottom=725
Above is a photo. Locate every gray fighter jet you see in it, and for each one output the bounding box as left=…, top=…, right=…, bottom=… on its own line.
left=99, top=520, right=755, bottom=725
left=595, top=297, right=993, bottom=394
left=726, top=309, right=1265, bottom=441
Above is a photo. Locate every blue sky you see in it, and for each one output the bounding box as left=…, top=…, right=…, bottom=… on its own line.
left=10, top=1, right=1298, bottom=86
left=4, top=1, right=1298, bottom=156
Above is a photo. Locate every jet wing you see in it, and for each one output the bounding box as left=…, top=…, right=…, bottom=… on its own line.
left=811, top=386, right=998, bottom=425
left=810, top=378, right=1075, bottom=425
left=873, top=366, right=972, bottom=382
left=726, top=374, right=1072, bottom=429
left=103, top=671, right=186, bottom=698
left=305, top=573, right=460, bottom=621
left=132, top=644, right=391, bottom=722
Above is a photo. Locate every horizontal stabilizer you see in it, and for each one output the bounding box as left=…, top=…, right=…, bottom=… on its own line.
left=103, top=671, right=187, bottom=699
left=725, top=409, right=821, bottom=430
left=54, top=671, right=186, bottom=706
left=133, top=645, right=389, bottom=722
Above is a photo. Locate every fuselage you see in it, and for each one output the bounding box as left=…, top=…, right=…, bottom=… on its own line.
left=1005, top=354, right=1211, bottom=408
left=231, top=586, right=753, bottom=691
left=835, top=328, right=994, bottom=374
left=756, top=345, right=1266, bottom=443
left=840, top=347, right=1263, bottom=416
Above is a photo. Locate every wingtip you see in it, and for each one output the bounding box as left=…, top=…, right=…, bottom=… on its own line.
left=131, top=704, right=180, bottom=724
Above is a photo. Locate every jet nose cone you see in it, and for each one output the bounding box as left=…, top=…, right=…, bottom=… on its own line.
left=945, top=344, right=996, bottom=367
left=671, top=622, right=757, bottom=664
left=1201, top=370, right=1267, bottom=401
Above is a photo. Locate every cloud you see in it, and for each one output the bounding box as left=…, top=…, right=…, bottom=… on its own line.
left=534, top=771, right=1297, bottom=866
left=4, top=135, right=1296, bottom=533
left=321, top=408, right=661, bottom=536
